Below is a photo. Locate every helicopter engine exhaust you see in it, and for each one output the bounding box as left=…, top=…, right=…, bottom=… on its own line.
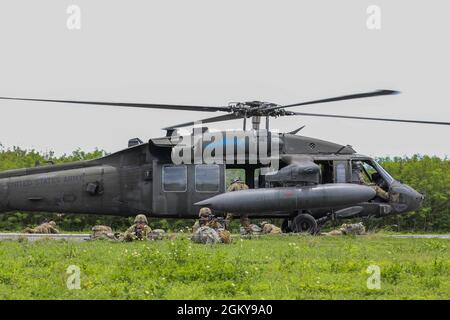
left=195, top=184, right=376, bottom=214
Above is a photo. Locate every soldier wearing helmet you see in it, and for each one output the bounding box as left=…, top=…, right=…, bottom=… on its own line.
left=192, top=207, right=212, bottom=233
left=224, top=177, right=251, bottom=233
left=122, top=214, right=152, bottom=241
left=191, top=207, right=231, bottom=244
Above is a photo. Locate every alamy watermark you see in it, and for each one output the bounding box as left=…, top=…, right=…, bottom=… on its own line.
left=170, top=123, right=280, bottom=173
left=66, top=5, right=81, bottom=30
left=366, top=265, right=381, bottom=290
left=66, top=265, right=81, bottom=290
left=366, top=5, right=381, bottom=30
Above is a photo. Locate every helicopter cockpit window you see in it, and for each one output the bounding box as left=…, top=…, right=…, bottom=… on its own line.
left=163, top=165, right=187, bottom=192
left=351, top=160, right=392, bottom=187
left=195, top=164, right=220, bottom=192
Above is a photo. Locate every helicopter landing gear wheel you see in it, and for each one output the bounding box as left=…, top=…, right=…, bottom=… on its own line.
left=281, top=218, right=292, bottom=233
left=291, top=213, right=318, bottom=235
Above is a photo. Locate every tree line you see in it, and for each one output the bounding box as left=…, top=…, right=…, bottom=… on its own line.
left=0, top=144, right=448, bottom=232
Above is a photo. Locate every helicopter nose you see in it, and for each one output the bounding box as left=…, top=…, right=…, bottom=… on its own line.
left=407, top=187, right=424, bottom=211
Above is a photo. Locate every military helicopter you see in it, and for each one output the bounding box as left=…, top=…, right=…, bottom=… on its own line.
left=0, top=90, right=448, bottom=234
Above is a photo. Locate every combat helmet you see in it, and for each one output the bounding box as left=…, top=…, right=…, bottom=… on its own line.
left=134, top=214, right=148, bottom=224
left=232, top=177, right=243, bottom=184
left=198, top=207, right=212, bottom=217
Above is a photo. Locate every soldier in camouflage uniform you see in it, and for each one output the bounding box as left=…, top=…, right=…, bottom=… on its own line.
left=121, top=214, right=152, bottom=241
left=353, top=162, right=389, bottom=201
left=191, top=207, right=231, bottom=244
left=260, top=221, right=282, bottom=234
left=90, top=225, right=118, bottom=240
left=192, top=207, right=211, bottom=233
left=225, top=178, right=251, bottom=233
left=23, top=221, right=59, bottom=234
left=322, top=222, right=366, bottom=236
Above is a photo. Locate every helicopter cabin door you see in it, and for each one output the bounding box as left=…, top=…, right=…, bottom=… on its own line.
left=152, top=161, right=225, bottom=217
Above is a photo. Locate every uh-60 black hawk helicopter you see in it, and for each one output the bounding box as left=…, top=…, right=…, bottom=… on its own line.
left=0, top=90, right=448, bottom=234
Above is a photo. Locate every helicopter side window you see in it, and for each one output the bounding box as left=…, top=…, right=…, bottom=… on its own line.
left=335, top=163, right=346, bottom=183
left=162, top=165, right=187, bottom=192
left=195, top=164, right=220, bottom=192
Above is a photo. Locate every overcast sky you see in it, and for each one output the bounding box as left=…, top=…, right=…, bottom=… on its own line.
left=0, top=0, right=449, bottom=158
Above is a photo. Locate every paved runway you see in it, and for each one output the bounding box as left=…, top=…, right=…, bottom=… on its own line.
left=390, top=234, right=450, bottom=239
left=0, top=233, right=91, bottom=242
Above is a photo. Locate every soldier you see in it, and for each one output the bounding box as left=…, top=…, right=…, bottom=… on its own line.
left=322, top=222, right=366, bottom=236
left=207, top=215, right=231, bottom=244
left=260, top=221, right=282, bottom=234
left=191, top=207, right=231, bottom=244
left=192, top=207, right=212, bottom=233
left=225, top=177, right=251, bottom=233
left=353, top=162, right=389, bottom=201
left=90, top=225, right=118, bottom=241
left=23, top=221, right=59, bottom=234
left=121, top=214, right=152, bottom=241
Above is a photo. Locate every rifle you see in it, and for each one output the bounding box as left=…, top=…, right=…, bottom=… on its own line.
left=135, top=223, right=145, bottom=240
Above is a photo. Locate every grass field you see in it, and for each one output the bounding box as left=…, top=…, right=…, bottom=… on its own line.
left=0, top=234, right=448, bottom=299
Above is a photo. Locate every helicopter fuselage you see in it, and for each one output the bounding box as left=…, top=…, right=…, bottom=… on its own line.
left=0, top=130, right=424, bottom=224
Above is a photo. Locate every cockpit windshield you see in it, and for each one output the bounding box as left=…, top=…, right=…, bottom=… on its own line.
left=372, top=160, right=395, bottom=185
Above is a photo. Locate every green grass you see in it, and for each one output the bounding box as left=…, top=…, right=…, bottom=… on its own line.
left=0, top=234, right=448, bottom=299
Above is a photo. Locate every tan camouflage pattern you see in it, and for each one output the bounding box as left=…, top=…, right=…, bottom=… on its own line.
left=218, top=229, right=232, bottom=244
left=192, top=220, right=201, bottom=233
left=121, top=223, right=152, bottom=241
left=90, top=225, right=117, bottom=240
left=198, top=207, right=212, bottom=217
left=240, top=224, right=262, bottom=235
left=322, top=222, right=366, bottom=236
left=191, top=226, right=221, bottom=244
left=227, top=181, right=249, bottom=192
left=207, top=218, right=224, bottom=230
left=147, top=229, right=166, bottom=241
left=134, top=214, right=148, bottom=224
left=261, top=223, right=282, bottom=234
left=355, top=168, right=389, bottom=201
left=23, top=221, right=59, bottom=234
left=225, top=180, right=251, bottom=231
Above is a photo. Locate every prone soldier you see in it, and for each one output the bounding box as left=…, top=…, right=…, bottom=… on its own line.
left=23, top=221, right=59, bottom=234
left=191, top=207, right=231, bottom=244
left=260, top=221, right=282, bottom=234
left=192, top=207, right=212, bottom=233
left=121, top=214, right=152, bottom=241
left=322, top=222, right=366, bottom=236
left=90, top=225, right=118, bottom=241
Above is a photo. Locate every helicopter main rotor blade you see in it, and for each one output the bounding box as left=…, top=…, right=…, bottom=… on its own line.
left=269, top=89, right=399, bottom=111
left=0, top=96, right=231, bottom=112
left=287, top=112, right=450, bottom=126
left=163, top=113, right=244, bottom=130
